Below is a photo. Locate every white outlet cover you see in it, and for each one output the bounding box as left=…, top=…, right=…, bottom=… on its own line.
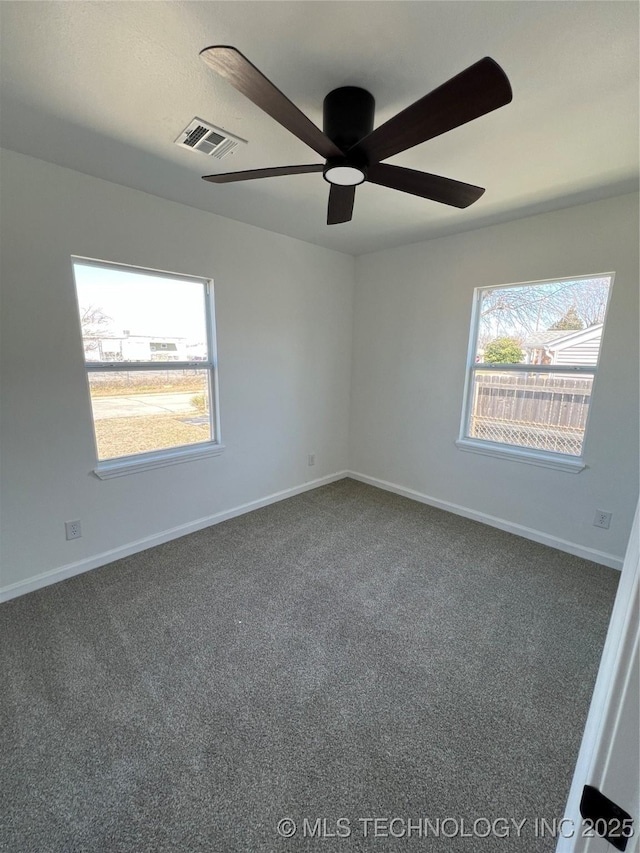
left=65, top=520, right=82, bottom=540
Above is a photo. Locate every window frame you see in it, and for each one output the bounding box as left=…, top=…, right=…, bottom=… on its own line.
left=456, top=272, right=615, bottom=473
left=71, top=256, right=224, bottom=479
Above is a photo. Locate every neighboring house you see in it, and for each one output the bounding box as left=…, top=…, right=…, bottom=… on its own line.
left=522, top=324, right=603, bottom=366
left=84, top=333, right=189, bottom=362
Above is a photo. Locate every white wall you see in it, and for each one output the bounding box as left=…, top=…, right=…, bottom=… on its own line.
left=350, top=193, right=639, bottom=565
left=0, top=149, right=354, bottom=594
left=1, top=149, right=637, bottom=597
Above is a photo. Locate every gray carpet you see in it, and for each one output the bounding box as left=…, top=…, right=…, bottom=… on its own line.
left=0, top=479, right=619, bottom=852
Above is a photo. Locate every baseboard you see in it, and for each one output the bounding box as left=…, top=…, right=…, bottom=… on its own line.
left=2, top=467, right=622, bottom=603
left=346, top=471, right=624, bottom=571
left=0, top=471, right=349, bottom=603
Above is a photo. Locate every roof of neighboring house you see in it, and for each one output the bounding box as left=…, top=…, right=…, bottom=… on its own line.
left=522, top=330, right=569, bottom=348
left=522, top=324, right=603, bottom=350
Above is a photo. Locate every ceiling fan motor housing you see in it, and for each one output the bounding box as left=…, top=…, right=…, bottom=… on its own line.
left=322, top=86, right=374, bottom=185
left=323, top=87, right=375, bottom=155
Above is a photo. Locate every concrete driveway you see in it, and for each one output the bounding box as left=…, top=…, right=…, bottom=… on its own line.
left=92, top=392, right=199, bottom=420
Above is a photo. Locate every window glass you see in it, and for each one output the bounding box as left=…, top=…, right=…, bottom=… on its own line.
left=461, top=274, right=613, bottom=463
left=476, top=277, right=611, bottom=365
left=468, top=370, right=593, bottom=456
left=72, top=260, right=218, bottom=466
left=74, top=263, right=208, bottom=362
left=87, top=369, right=211, bottom=460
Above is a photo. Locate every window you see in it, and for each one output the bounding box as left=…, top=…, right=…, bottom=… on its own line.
left=72, top=258, right=223, bottom=478
left=457, top=273, right=614, bottom=472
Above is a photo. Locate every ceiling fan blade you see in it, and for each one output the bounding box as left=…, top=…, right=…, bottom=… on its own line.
left=367, top=163, right=485, bottom=208
left=200, top=46, right=343, bottom=160
left=203, top=164, right=324, bottom=183
left=327, top=184, right=355, bottom=224
left=350, top=57, right=512, bottom=163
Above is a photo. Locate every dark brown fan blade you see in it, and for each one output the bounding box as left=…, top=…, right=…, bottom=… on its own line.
left=203, top=164, right=324, bottom=183
left=327, top=184, right=355, bottom=224
left=367, top=163, right=484, bottom=208
left=350, top=58, right=512, bottom=163
left=200, top=46, right=343, bottom=160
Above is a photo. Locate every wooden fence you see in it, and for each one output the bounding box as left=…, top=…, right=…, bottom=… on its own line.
left=469, top=372, right=593, bottom=455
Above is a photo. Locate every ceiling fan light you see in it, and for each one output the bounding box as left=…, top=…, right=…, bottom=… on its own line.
left=323, top=164, right=366, bottom=186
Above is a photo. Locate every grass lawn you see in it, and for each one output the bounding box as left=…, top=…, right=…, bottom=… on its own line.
left=94, top=413, right=210, bottom=459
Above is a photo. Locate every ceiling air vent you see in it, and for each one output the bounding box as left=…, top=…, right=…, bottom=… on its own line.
left=174, top=118, right=247, bottom=159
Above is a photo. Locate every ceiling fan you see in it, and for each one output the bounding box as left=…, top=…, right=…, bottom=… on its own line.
left=199, top=46, right=512, bottom=225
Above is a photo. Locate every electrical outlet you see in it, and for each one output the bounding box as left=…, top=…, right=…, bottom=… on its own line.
left=307, top=453, right=316, bottom=467
left=65, top=520, right=82, bottom=540
left=593, top=510, right=612, bottom=530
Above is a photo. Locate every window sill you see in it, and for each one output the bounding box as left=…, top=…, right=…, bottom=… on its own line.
left=455, top=438, right=586, bottom=473
left=94, top=442, right=225, bottom=479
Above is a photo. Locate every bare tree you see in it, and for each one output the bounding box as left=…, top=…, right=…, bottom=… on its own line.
left=80, top=305, right=112, bottom=352
left=571, top=279, right=609, bottom=326
left=478, top=278, right=610, bottom=343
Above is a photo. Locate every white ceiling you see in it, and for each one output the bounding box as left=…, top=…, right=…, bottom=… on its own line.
left=1, top=1, right=638, bottom=255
